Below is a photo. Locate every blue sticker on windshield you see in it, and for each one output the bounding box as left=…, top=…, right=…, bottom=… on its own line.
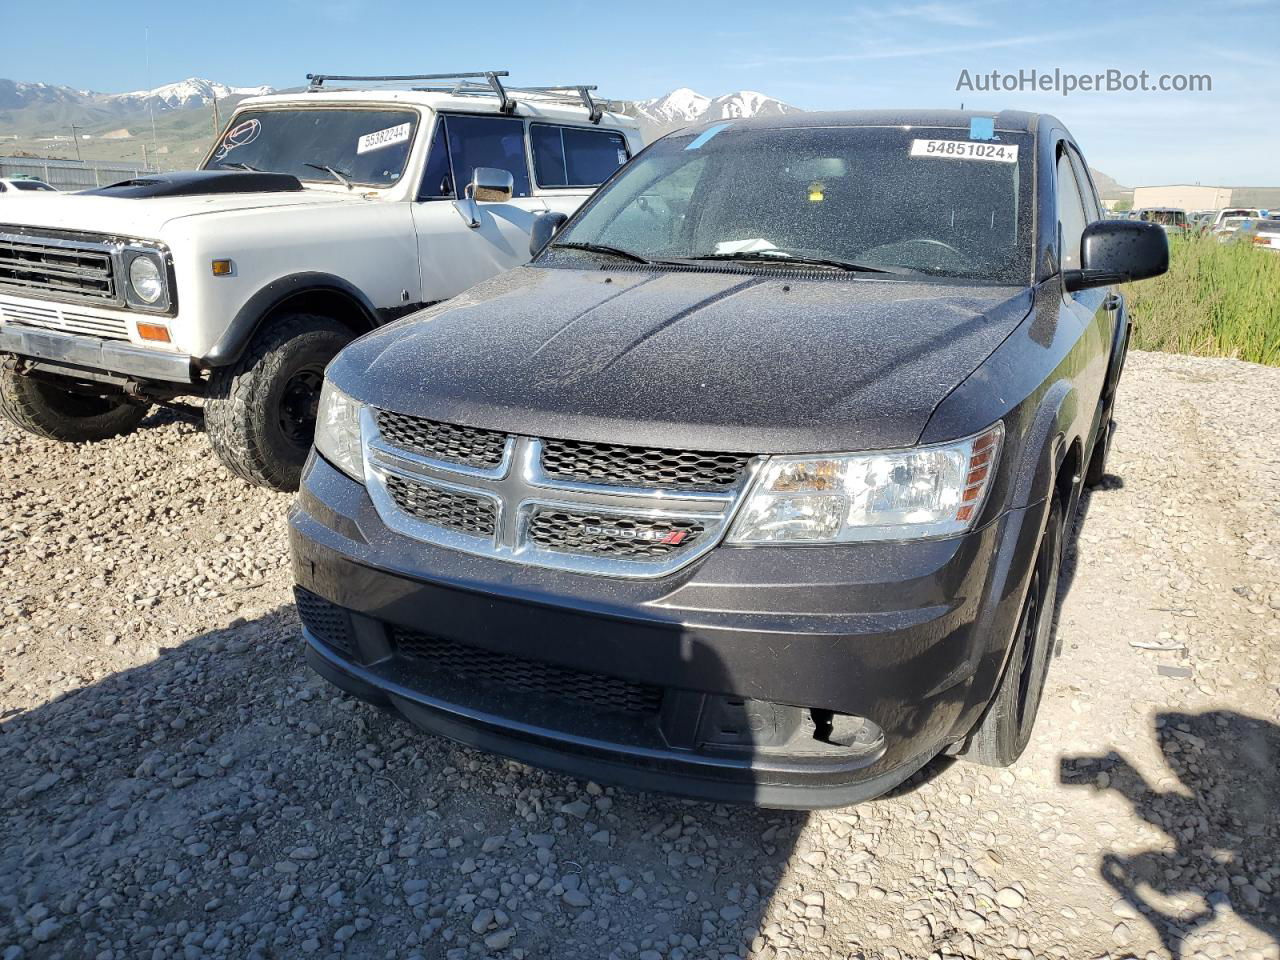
left=686, top=122, right=732, bottom=150
left=969, top=117, right=996, bottom=141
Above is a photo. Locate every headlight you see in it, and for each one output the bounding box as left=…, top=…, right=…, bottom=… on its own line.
left=314, top=381, right=365, bottom=482
left=128, top=255, right=164, bottom=304
left=728, top=423, right=1003, bottom=544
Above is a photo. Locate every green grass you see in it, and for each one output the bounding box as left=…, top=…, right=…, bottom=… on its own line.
left=1123, top=234, right=1280, bottom=367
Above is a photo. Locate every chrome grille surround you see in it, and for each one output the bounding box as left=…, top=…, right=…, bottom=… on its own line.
left=0, top=230, right=118, bottom=305
left=361, top=408, right=760, bottom=579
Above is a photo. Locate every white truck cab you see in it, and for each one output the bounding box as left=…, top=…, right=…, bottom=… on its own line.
left=0, top=71, right=642, bottom=489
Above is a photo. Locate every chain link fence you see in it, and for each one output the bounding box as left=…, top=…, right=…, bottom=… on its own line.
left=0, top=156, right=158, bottom=191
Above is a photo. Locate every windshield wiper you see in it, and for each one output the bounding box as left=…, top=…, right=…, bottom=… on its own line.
left=678, top=251, right=897, bottom=274
left=549, top=241, right=652, bottom=264
left=219, top=160, right=261, bottom=172
left=303, top=162, right=352, bottom=190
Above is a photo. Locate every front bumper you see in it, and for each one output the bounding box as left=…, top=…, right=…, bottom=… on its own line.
left=290, top=454, right=1046, bottom=808
left=0, top=324, right=194, bottom=384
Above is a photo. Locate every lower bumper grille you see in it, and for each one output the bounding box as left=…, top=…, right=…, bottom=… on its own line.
left=394, top=628, right=663, bottom=715
left=0, top=298, right=131, bottom=341
left=294, top=587, right=355, bottom=658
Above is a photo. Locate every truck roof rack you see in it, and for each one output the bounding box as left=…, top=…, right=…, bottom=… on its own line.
left=304, top=71, right=608, bottom=123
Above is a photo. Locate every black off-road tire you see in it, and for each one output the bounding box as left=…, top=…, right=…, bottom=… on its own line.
left=964, top=497, right=1064, bottom=766
left=0, top=366, right=149, bottom=442
left=204, top=313, right=353, bottom=492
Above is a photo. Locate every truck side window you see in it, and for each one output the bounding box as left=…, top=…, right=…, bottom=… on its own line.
left=530, top=124, right=629, bottom=188
left=418, top=120, right=455, bottom=200
left=1056, top=147, right=1088, bottom=271
left=442, top=114, right=531, bottom=199
left=1066, top=145, right=1101, bottom=222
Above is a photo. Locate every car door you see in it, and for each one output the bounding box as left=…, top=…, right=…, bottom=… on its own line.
left=1058, top=143, right=1114, bottom=423
left=528, top=122, right=633, bottom=220
left=411, top=113, right=546, bottom=302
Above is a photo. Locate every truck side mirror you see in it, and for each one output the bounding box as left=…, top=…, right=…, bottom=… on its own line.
left=468, top=167, right=514, bottom=204
left=530, top=212, right=569, bottom=257
left=1064, top=220, right=1169, bottom=291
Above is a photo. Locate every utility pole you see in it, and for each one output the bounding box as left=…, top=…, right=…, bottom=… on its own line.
left=142, top=142, right=150, bottom=170
left=212, top=93, right=221, bottom=138
left=69, top=123, right=83, bottom=162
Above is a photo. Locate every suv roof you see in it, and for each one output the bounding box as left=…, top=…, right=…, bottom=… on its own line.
left=675, top=108, right=1048, bottom=135
left=239, top=70, right=638, bottom=130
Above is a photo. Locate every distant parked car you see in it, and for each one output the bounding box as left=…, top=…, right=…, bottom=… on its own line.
left=0, top=177, right=56, bottom=194
left=1136, top=207, right=1189, bottom=236
left=1214, top=216, right=1252, bottom=241
left=1212, top=207, right=1261, bottom=229
left=1233, top=219, right=1280, bottom=252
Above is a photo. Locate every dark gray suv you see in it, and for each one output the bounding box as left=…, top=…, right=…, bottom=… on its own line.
left=289, top=110, right=1168, bottom=808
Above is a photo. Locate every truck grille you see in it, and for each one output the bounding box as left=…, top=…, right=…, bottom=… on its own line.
left=377, top=410, right=507, bottom=468
left=529, top=510, right=704, bottom=559
left=384, top=474, right=496, bottom=536
left=541, top=438, right=751, bottom=491
left=0, top=233, right=118, bottom=304
left=394, top=629, right=663, bottom=715
left=0, top=298, right=131, bottom=341
left=364, top=409, right=755, bottom=578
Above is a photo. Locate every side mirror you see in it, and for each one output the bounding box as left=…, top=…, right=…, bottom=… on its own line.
left=468, top=167, right=514, bottom=204
left=530, top=211, right=569, bottom=257
left=1064, top=220, right=1169, bottom=291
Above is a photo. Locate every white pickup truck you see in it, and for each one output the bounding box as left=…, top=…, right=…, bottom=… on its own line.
left=0, top=71, right=641, bottom=489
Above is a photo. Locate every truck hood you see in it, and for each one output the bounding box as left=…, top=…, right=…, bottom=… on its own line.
left=329, top=265, right=1034, bottom=454
left=0, top=188, right=355, bottom=241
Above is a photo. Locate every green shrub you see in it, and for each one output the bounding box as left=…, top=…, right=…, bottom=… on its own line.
left=1123, top=234, right=1280, bottom=367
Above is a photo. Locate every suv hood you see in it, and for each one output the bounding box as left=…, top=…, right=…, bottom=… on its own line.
left=0, top=187, right=354, bottom=241
left=330, top=266, right=1034, bottom=454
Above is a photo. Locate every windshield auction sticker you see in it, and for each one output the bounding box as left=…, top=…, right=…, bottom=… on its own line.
left=357, top=122, right=412, bottom=155
left=910, top=139, right=1018, bottom=163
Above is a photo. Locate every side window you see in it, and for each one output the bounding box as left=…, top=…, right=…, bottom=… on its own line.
left=418, top=119, right=454, bottom=200
left=1066, top=146, right=1101, bottom=221
left=442, top=114, right=531, bottom=199
left=530, top=124, right=629, bottom=188
left=1056, top=147, right=1088, bottom=271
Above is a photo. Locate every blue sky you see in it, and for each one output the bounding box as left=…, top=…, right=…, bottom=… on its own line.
left=3, top=0, right=1277, bottom=185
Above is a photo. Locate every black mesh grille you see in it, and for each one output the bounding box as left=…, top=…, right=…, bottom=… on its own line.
left=540, top=438, right=751, bottom=490
left=385, top=474, right=497, bottom=536
left=377, top=411, right=508, bottom=468
left=528, top=510, right=704, bottom=559
left=294, top=587, right=354, bottom=658
left=394, top=630, right=663, bottom=715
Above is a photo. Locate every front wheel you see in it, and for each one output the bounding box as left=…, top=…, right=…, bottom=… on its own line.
left=963, top=497, right=1064, bottom=766
left=204, top=313, right=353, bottom=491
left=0, top=365, right=149, bottom=442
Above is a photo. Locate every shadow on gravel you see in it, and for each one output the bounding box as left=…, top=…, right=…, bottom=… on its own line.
left=1062, top=711, right=1279, bottom=958
left=0, top=605, right=817, bottom=959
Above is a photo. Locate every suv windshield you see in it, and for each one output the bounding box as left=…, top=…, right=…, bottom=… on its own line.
left=204, top=108, right=419, bottom=187
left=550, top=124, right=1034, bottom=283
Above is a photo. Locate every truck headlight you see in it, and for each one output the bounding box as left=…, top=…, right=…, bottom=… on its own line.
left=314, top=381, right=365, bottom=482
left=127, top=255, right=165, bottom=304
left=728, top=423, right=1003, bottom=544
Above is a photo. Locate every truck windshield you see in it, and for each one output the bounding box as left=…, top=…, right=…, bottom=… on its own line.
left=552, top=124, right=1034, bottom=283
left=204, top=108, right=419, bottom=187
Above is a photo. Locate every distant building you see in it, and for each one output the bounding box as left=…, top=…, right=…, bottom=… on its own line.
left=1132, top=184, right=1280, bottom=211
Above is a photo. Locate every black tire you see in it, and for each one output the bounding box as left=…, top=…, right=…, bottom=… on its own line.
left=204, top=313, right=353, bottom=491
left=0, top=366, right=148, bottom=442
left=964, top=497, right=1064, bottom=766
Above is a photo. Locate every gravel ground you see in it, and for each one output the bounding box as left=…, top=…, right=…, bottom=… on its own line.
left=1, top=350, right=1278, bottom=960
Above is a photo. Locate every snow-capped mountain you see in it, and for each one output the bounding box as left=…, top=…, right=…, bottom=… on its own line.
left=625, top=88, right=799, bottom=137
left=0, top=77, right=273, bottom=114
left=104, top=78, right=274, bottom=111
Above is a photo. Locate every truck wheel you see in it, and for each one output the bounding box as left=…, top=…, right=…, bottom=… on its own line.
left=964, top=497, right=1063, bottom=767
left=0, top=366, right=148, bottom=442
left=205, top=313, right=353, bottom=491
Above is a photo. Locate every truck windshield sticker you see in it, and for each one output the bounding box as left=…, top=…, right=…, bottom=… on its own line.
left=214, top=118, right=261, bottom=161
left=968, top=117, right=996, bottom=141
left=357, top=122, right=412, bottom=155
left=910, top=139, right=1018, bottom=163
left=685, top=122, right=732, bottom=151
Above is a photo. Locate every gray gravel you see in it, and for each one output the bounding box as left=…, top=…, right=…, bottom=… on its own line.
left=2, top=352, right=1278, bottom=960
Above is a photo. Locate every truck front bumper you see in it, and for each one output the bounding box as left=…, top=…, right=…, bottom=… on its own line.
left=289, top=454, right=1047, bottom=809
left=0, top=324, right=194, bottom=384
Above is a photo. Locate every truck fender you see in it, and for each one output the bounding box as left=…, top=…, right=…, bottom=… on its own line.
left=199, top=272, right=380, bottom=367
left=1008, top=377, right=1077, bottom=513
